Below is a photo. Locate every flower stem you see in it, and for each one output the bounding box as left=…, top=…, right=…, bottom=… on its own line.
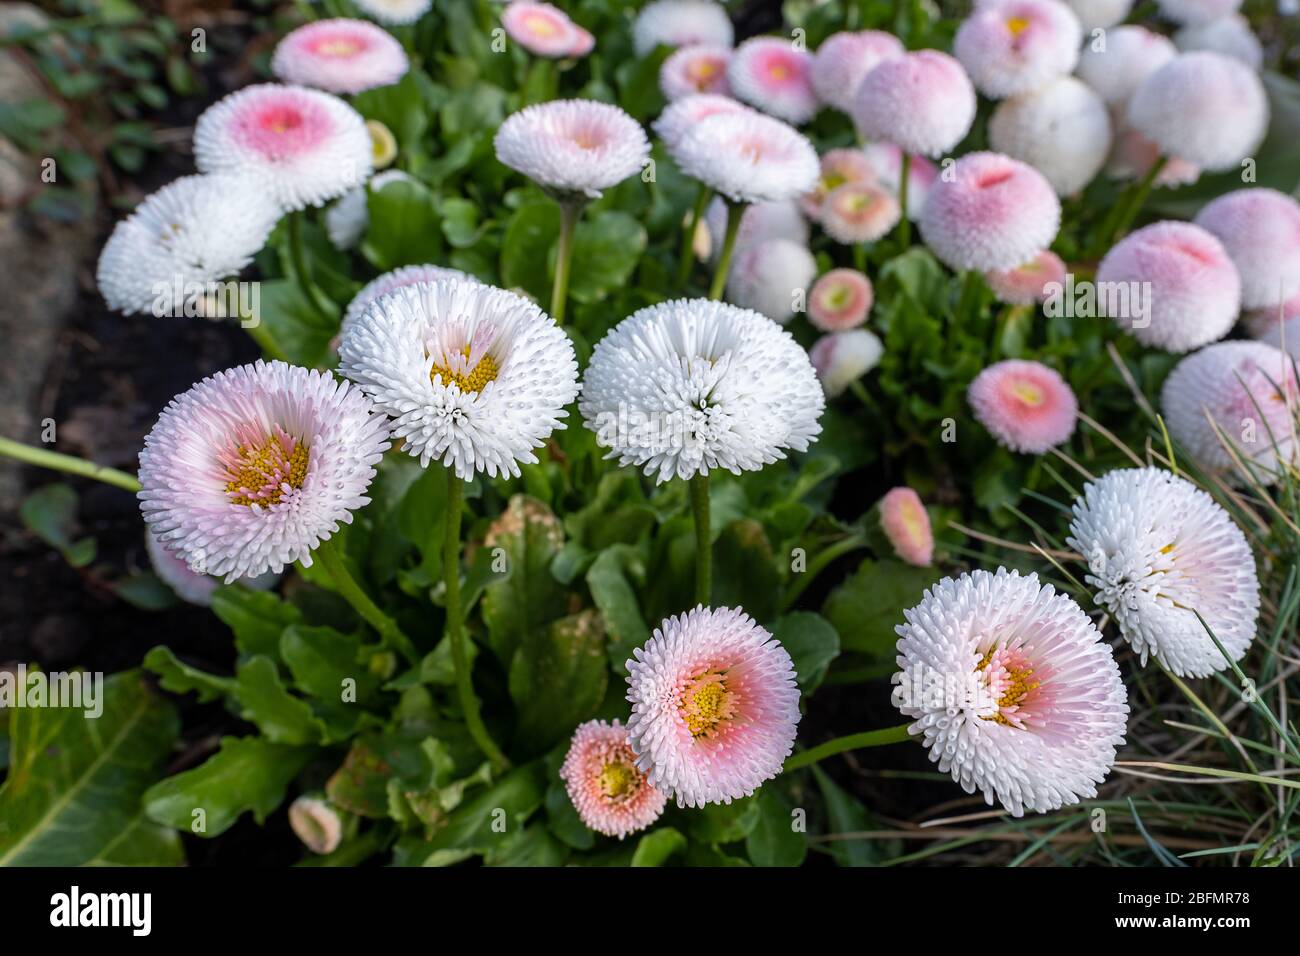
left=896, top=151, right=911, bottom=248
left=550, top=199, right=584, bottom=326
left=443, top=469, right=511, bottom=771
left=782, top=722, right=913, bottom=773
left=779, top=532, right=867, bottom=612
left=0, top=436, right=141, bottom=492
left=689, top=472, right=711, bottom=606
left=315, top=537, right=419, bottom=667
left=676, top=184, right=712, bottom=290
left=1095, top=155, right=1167, bottom=255
left=286, top=210, right=336, bottom=323
left=708, top=199, right=746, bottom=301
left=954, top=268, right=983, bottom=321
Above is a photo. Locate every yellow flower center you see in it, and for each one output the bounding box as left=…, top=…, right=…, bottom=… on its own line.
left=524, top=12, right=560, bottom=37
left=598, top=760, right=637, bottom=799
left=1008, top=379, right=1045, bottom=407
left=688, top=60, right=719, bottom=84
left=680, top=671, right=735, bottom=738
left=431, top=346, right=499, bottom=393
left=1006, top=16, right=1031, bottom=36
left=319, top=39, right=361, bottom=57
left=975, top=648, right=1040, bottom=727
left=223, top=434, right=310, bottom=507
left=769, top=63, right=790, bottom=80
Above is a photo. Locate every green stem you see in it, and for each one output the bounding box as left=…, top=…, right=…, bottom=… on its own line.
left=708, top=199, right=746, bottom=301
left=689, top=473, right=711, bottom=607
left=287, top=211, right=336, bottom=323
left=443, top=469, right=511, bottom=771
left=853, top=242, right=867, bottom=273
left=242, top=317, right=288, bottom=362
left=783, top=722, right=913, bottom=773
left=676, top=184, right=712, bottom=290
left=779, top=532, right=868, bottom=612
left=1096, top=155, right=1167, bottom=254
left=896, top=151, right=911, bottom=248
left=316, top=538, right=419, bottom=666
left=550, top=199, right=584, bottom=326
left=954, top=269, right=982, bottom=322
left=0, top=436, right=141, bottom=492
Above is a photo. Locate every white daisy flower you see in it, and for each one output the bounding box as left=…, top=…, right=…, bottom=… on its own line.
left=673, top=111, right=819, bottom=204
left=632, top=0, right=734, bottom=57
left=579, top=298, right=824, bottom=483
left=352, top=0, right=432, bottom=26
left=1067, top=467, right=1260, bottom=677
left=339, top=279, right=578, bottom=480
left=324, top=169, right=413, bottom=251
left=724, top=238, right=816, bottom=324
left=343, top=263, right=475, bottom=334
left=988, top=77, right=1112, bottom=196
left=1175, top=14, right=1263, bottom=69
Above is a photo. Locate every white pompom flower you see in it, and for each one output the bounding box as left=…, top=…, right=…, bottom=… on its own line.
left=138, top=361, right=391, bottom=581
left=674, top=111, right=819, bottom=204
left=342, top=263, right=475, bottom=336
left=632, top=0, right=734, bottom=57
left=1067, top=467, right=1260, bottom=677
left=892, top=568, right=1128, bottom=817
left=1060, top=0, right=1132, bottom=31
left=1175, top=14, right=1263, bottom=69
left=580, top=298, right=824, bottom=483
left=339, top=279, right=579, bottom=480
left=351, top=0, right=431, bottom=26
left=1075, top=25, right=1176, bottom=108
left=988, top=77, right=1112, bottom=196
left=97, top=173, right=281, bottom=316
left=725, top=238, right=817, bottom=324
left=954, top=0, right=1082, bottom=99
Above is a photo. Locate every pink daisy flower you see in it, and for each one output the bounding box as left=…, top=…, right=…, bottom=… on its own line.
left=809, top=329, right=884, bottom=397
left=880, top=487, right=934, bottom=567
left=652, top=93, right=752, bottom=153
left=808, top=268, right=873, bottom=332
left=727, top=36, right=818, bottom=125
left=1076, top=25, right=1177, bottom=107
left=821, top=181, right=900, bottom=245
left=674, top=111, right=819, bottom=204
left=1097, top=221, right=1240, bottom=353
left=625, top=606, right=801, bottom=808
left=984, top=250, right=1067, bottom=306
left=810, top=30, right=904, bottom=114
left=1127, top=51, right=1268, bottom=172
left=1247, top=290, right=1300, bottom=345
left=560, top=719, right=668, bottom=839
left=193, top=83, right=372, bottom=211
left=892, top=568, right=1128, bottom=816
left=800, top=148, right=875, bottom=220
left=145, top=528, right=279, bottom=606
left=1194, top=189, right=1300, bottom=310
left=852, top=50, right=977, bottom=158
left=660, top=44, right=732, bottom=100
left=138, top=361, right=391, bottom=581
left=501, top=1, right=592, bottom=59
left=1161, top=340, right=1297, bottom=483
left=968, top=359, right=1078, bottom=453
left=632, top=0, right=734, bottom=57
left=703, top=197, right=808, bottom=262
left=919, top=151, right=1061, bottom=272
left=271, top=19, right=408, bottom=95
left=955, top=0, right=1082, bottom=99
left=862, top=143, right=938, bottom=221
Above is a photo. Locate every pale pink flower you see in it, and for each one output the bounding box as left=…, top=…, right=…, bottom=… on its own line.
left=810, top=30, right=904, bottom=114
left=1194, top=189, right=1300, bottom=310
left=919, top=151, right=1061, bottom=272
left=821, top=181, right=900, bottom=245
left=652, top=93, right=753, bottom=153
left=1247, top=290, right=1300, bottom=346
left=880, top=487, right=934, bottom=567
left=501, top=2, right=592, bottom=59
left=968, top=359, right=1077, bottom=453
left=808, top=268, right=873, bottom=331
left=1076, top=25, right=1176, bottom=108
left=852, top=50, right=976, bottom=157
left=984, top=250, right=1067, bottom=306
left=674, top=111, right=818, bottom=204
left=1157, top=0, right=1242, bottom=25
left=955, top=0, right=1082, bottom=99
left=625, top=606, right=801, bottom=808
left=632, top=0, right=734, bottom=57
left=271, top=18, right=409, bottom=94
left=988, top=77, right=1112, bottom=196
left=1175, top=14, right=1262, bottom=69
left=704, top=197, right=809, bottom=262
left=800, top=148, right=875, bottom=220
left=810, top=329, right=884, bottom=397
left=145, top=528, right=279, bottom=606
left=660, top=44, right=732, bottom=100
left=1060, top=0, right=1132, bottom=31
left=1097, top=221, right=1240, bottom=352
left=862, top=143, right=938, bottom=221
left=1107, top=124, right=1201, bottom=188
left=726, top=238, right=816, bottom=323
left=560, top=719, right=668, bottom=839
left=727, top=36, right=818, bottom=125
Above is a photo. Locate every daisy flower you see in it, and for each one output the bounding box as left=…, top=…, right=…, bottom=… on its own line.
left=1067, top=467, right=1259, bottom=677
left=984, top=250, right=1067, bottom=306
left=653, top=93, right=753, bottom=153
left=726, top=239, right=817, bottom=323
left=1157, top=0, right=1242, bottom=25
left=919, top=152, right=1061, bottom=272
left=969, top=359, right=1077, bottom=453
left=852, top=50, right=976, bottom=158
left=494, top=99, right=650, bottom=200
left=1060, top=0, right=1132, bottom=31
left=879, top=487, right=933, bottom=567
left=808, top=268, right=873, bottom=332
left=288, top=796, right=344, bottom=855
left=97, top=174, right=281, bottom=316
left=988, top=77, right=1112, bottom=196
left=892, top=568, right=1128, bottom=816
left=342, top=263, right=475, bottom=335
left=1097, top=221, right=1240, bottom=353
left=862, top=144, right=938, bottom=221
left=339, top=279, right=578, bottom=480
left=270, top=19, right=409, bottom=95
left=820, top=182, right=901, bottom=245
left=1160, top=341, right=1297, bottom=482
left=352, top=0, right=431, bottom=25
left=145, top=529, right=279, bottom=606
left=625, top=606, right=801, bottom=808
left=1107, top=125, right=1201, bottom=188
left=324, top=169, right=412, bottom=251
left=193, top=84, right=372, bottom=211
left=138, top=360, right=390, bottom=581
left=800, top=148, right=873, bottom=220
left=501, top=1, right=592, bottom=59
left=560, top=719, right=668, bottom=838
left=580, top=298, right=824, bottom=483
left=632, top=0, right=734, bottom=57
left=1127, top=51, right=1268, bottom=172
left=810, top=329, right=884, bottom=398
left=810, top=30, right=904, bottom=115
left=1249, top=291, right=1300, bottom=352
left=954, top=0, right=1082, bottom=99
left=704, top=197, right=808, bottom=261
left=727, top=36, right=817, bottom=125
left=1175, top=14, right=1263, bottom=69
left=660, top=44, right=732, bottom=100
left=674, top=111, right=819, bottom=204
left=1075, top=25, right=1176, bottom=108
left=1193, top=188, right=1300, bottom=310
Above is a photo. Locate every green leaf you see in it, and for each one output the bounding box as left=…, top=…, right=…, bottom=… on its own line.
left=143, top=646, right=235, bottom=703
left=143, top=737, right=313, bottom=838
left=233, top=657, right=324, bottom=745
left=686, top=795, right=760, bottom=845
left=822, top=558, right=942, bottom=658
left=568, top=210, right=648, bottom=305
left=772, top=612, right=840, bottom=693
left=0, top=670, right=182, bottom=866
left=247, top=278, right=336, bottom=368
left=112, top=572, right=177, bottom=610
left=362, top=177, right=443, bottom=270
left=586, top=546, right=651, bottom=676
left=351, top=70, right=430, bottom=153
left=211, top=586, right=302, bottom=660
left=812, top=765, right=886, bottom=867
left=544, top=779, right=595, bottom=850
left=481, top=495, right=569, bottom=663
left=281, top=625, right=379, bottom=703
left=499, top=201, right=559, bottom=302
left=19, top=483, right=97, bottom=568
left=441, top=196, right=485, bottom=248
left=485, top=824, right=567, bottom=866
left=712, top=519, right=781, bottom=623
left=630, top=827, right=686, bottom=867
left=509, top=610, right=608, bottom=756
left=746, top=786, right=807, bottom=867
